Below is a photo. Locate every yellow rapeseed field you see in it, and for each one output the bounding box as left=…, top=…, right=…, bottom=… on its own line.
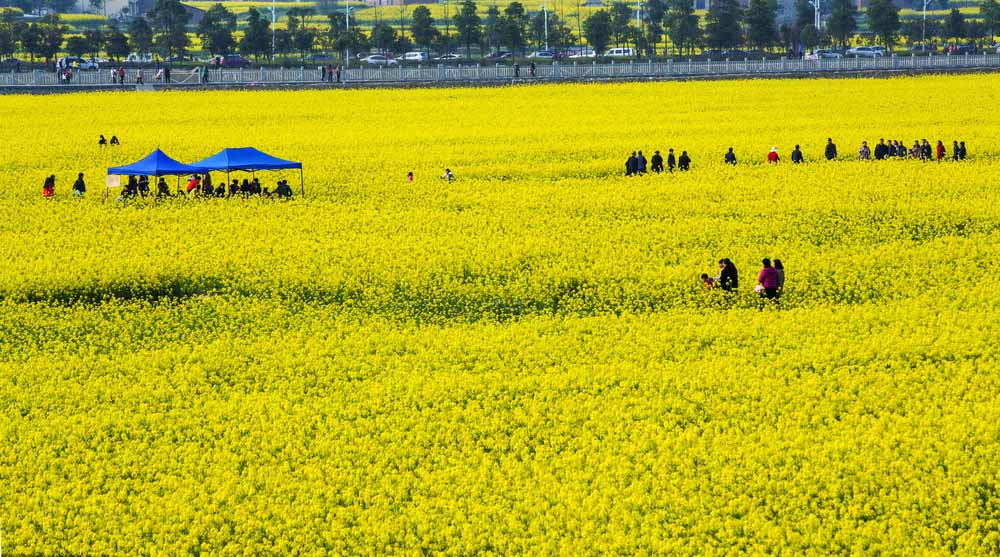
left=3, top=74, right=1000, bottom=555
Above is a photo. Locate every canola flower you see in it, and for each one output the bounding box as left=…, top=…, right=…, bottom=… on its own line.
left=2, top=74, right=1000, bottom=555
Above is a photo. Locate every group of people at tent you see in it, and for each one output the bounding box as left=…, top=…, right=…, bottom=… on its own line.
left=102, top=147, right=304, bottom=201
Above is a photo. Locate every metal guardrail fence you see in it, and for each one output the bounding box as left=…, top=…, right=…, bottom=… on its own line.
left=2, top=52, right=999, bottom=88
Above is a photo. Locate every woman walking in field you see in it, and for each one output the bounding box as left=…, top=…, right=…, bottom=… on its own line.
left=756, top=258, right=780, bottom=301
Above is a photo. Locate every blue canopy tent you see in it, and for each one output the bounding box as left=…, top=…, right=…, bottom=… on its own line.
left=106, top=148, right=208, bottom=199
left=191, top=147, right=304, bottom=196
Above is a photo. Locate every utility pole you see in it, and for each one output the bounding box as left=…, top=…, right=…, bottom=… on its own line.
left=544, top=0, right=549, bottom=50
left=921, top=0, right=931, bottom=45
left=271, top=0, right=276, bottom=59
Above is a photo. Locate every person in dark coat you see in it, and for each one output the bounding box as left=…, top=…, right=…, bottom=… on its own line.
left=98, top=135, right=107, bottom=147
left=667, top=148, right=676, bottom=172
left=920, top=139, right=932, bottom=160
left=650, top=150, right=664, bottom=173
left=717, top=258, right=739, bottom=292
left=625, top=151, right=638, bottom=176
left=959, top=141, right=967, bottom=160
left=724, top=147, right=737, bottom=165
left=677, top=151, right=691, bottom=171
left=157, top=177, right=171, bottom=197
left=874, top=139, right=887, bottom=160
left=72, top=172, right=86, bottom=197
left=824, top=138, right=837, bottom=160
left=952, top=141, right=960, bottom=161
left=636, top=151, right=647, bottom=174
left=791, top=144, right=804, bottom=163
left=110, top=135, right=120, bottom=146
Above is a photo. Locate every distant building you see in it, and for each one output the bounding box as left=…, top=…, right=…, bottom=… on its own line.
left=124, top=0, right=205, bottom=24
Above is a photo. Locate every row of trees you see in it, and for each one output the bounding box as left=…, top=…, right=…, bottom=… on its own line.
left=2, top=0, right=998, bottom=64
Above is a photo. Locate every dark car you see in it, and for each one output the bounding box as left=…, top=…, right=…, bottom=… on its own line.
left=213, top=55, right=252, bottom=68
left=1, top=58, right=24, bottom=72
left=485, top=51, right=513, bottom=61
left=307, top=53, right=334, bottom=61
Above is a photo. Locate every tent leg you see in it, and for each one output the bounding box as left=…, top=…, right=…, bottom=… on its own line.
left=299, top=168, right=304, bottom=197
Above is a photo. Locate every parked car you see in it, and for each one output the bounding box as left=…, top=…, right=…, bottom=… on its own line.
left=211, top=55, right=252, bottom=67
left=401, top=51, right=429, bottom=63
left=306, top=53, right=334, bottom=61
left=485, top=51, right=513, bottom=61
left=566, top=48, right=596, bottom=59
left=604, top=47, right=635, bottom=58
left=126, top=52, right=153, bottom=63
left=948, top=44, right=976, bottom=54
left=58, top=56, right=99, bottom=70
left=363, top=54, right=398, bottom=66
left=0, top=58, right=24, bottom=72
left=434, top=53, right=462, bottom=61
left=527, top=50, right=555, bottom=59
left=909, top=44, right=936, bottom=53
left=846, top=46, right=884, bottom=57
left=814, top=49, right=844, bottom=59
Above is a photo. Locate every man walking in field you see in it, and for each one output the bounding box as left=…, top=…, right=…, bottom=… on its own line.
left=625, top=152, right=638, bottom=176
left=791, top=145, right=803, bottom=163
left=636, top=151, right=647, bottom=174
left=651, top=150, right=664, bottom=173
left=667, top=149, right=676, bottom=172
left=825, top=138, right=837, bottom=160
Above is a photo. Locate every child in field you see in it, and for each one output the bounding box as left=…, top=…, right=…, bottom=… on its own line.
left=701, top=274, right=715, bottom=289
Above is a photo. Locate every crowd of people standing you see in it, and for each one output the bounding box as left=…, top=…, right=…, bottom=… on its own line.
left=625, top=148, right=691, bottom=175
left=627, top=137, right=970, bottom=173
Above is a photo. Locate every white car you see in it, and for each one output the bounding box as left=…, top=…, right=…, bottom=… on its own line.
left=814, top=49, right=844, bottom=59
left=401, top=51, right=429, bottom=63
left=126, top=52, right=153, bottom=63
left=58, top=56, right=99, bottom=70
left=846, top=46, right=884, bottom=57
left=604, top=47, right=635, bottom=58
left=434, top=53, right=462, bottom=61
left=363, top=54, right=398, bottom=66
left=567, top=48, right=596, bottom=59
left=527, top=50, right=555, bottom=59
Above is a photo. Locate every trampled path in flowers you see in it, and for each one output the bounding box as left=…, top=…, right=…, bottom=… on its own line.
left=2, top=74, right=1000, bottom=555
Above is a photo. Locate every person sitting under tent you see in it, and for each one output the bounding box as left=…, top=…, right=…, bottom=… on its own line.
left=228, top=180, right=239, bottom=197
left=214, top=182, right=226, bottom=197
left=157, top=177, right=171, bottom=197
left=274, top=179, right=294, bottom=199
left=201, top=175, right=214, bottom=197
left=137, top=176, right=150, bottom=197
left=251, top=178, right=262, bottom=196
left=239, top=179, right=251, bottom=197
left=186, top=175, right=201, bottom=195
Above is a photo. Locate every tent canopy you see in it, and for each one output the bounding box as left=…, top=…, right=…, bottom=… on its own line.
left=107, top=149, right=206, bottom=177
left=191, top=147, right=302, bottom=172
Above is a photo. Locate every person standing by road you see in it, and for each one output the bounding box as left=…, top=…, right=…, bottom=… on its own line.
left=825, top=137, right=837, bottom=160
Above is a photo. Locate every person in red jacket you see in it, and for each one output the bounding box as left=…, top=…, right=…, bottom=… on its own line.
left=186, top=174, right=201, bottom=195
left=767, top=147, right=780, bottom=163
left=42, top=175, right=55, bottom=197
left=936, top=140, right=945, bottom=161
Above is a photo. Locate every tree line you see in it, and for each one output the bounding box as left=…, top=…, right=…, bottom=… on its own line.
left=1, top=0, right=998, bottom=64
